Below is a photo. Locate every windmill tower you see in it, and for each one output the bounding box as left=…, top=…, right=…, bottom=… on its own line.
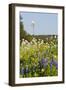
left=32, top=20, right=35, bottom=36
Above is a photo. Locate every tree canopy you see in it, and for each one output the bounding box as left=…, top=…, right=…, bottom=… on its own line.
left=20, top=16, right=33, bottom=44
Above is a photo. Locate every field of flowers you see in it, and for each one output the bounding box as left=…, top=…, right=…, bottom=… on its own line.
left=20, top=36, right=58, bottom=78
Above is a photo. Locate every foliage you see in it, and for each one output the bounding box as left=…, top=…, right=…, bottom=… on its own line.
left=20, top=20, right=33, bottom=44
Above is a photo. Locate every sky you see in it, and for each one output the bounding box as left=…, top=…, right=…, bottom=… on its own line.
left=20, top=12, right=58, bottom=35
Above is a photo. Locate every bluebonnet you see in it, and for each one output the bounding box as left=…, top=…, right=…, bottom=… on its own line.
left=43, top=59, right=48, bottom=67
left=21, top=67, right=24, bottom=75
left=38, top=58, right=48, bottom=69
left=41, top=58, right=45, bottom=65
left=50, top=58, right=58, bottom=70
left=53, top=60, right=58, bottom=69
left=41, top=58, right=48, bottom=67
left=50, top=60, right=53, bottom=70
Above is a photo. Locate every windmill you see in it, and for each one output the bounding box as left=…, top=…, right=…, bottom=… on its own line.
left=31, top=20, right=35, bottom=36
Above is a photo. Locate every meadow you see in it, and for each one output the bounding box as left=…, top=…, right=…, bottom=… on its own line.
left=20, top=36, right=58, bottom=78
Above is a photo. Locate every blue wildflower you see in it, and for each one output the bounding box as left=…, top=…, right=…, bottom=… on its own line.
left=21, top=67, right=24, bottom=75
left=50, top=60, right=53, bottom=70
left=41, top=58, right=45, bottom=65
left=53, top=60, right=58, bottom=69
left=50, top=58, right=58, bottom=70
left=39, top=58, right=48, bottom=69
left=43, top=59, right=48, bottom=68
left=41, top=58, right=48, bottom=66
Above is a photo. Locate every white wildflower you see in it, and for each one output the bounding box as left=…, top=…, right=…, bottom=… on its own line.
left=54, top=35, right=57, bottom=38
left=40, top=40, right=44, bottom=44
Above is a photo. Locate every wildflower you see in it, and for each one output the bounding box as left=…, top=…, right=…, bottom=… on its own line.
left=50, top=58, right=58, bottom=70
left=38, top=41, right=40, bottom=44
left=53, top=60, right=58, bottom=69
left=38, top=39, right=40, bottom=41
left=50, top=60, right=53, bottom=70
left=41, top=40, right=44, bottom=44
left=43, top=59, right=48, bottom=67
left=54, top=35, right=57, bottom=38
left=41, top=58, right=45, bottom=65
left=25, top=40, right=28, bottom=44
left=30, top=41, right=33, bottom=45
left=22, top=38, right=24, bottom=41
left=39, top=58, right=48, bottom=68
left=21, top=67, right=24, bottom=75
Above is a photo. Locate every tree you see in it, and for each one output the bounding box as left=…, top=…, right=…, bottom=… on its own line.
left=20, top=15, right=33, bottom=44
